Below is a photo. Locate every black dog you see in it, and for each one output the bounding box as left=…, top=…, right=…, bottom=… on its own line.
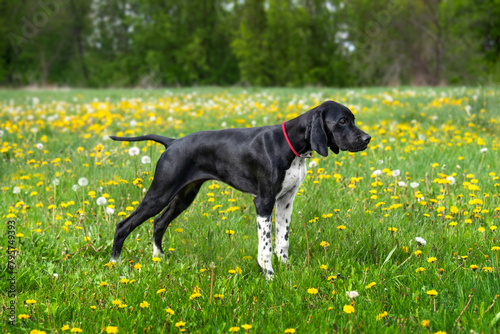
left=109, top=100, right=370, bottom=279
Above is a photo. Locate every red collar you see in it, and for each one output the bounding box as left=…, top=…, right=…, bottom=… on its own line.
left=282, top=121, right=301, bottom=157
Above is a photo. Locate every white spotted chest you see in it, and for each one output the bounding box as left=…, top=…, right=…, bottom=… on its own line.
left=277, top=156, right=307, bottom=199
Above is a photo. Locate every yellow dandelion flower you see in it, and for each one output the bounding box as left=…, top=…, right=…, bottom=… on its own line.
left=105, top=326, right=119, bottom=333
left=365, top=282, right=376, bottom=289
left=343, top=305, right=355, bottom=314
left=376, top=311, right=388, bottom=320
left=426, top=290, right=438, bottom=296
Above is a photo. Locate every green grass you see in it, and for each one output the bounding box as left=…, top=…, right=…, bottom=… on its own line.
left=1, top=87, right=500, bottom=333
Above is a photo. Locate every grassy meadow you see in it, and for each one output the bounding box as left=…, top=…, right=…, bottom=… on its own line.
left=1, top=87, right=500, bottom=333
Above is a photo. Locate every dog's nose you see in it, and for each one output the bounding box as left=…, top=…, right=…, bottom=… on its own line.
left=361, top=133, right=371, bottom=144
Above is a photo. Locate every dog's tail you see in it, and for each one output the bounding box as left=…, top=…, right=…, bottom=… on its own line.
left=109, top=134, right=175, bottom=149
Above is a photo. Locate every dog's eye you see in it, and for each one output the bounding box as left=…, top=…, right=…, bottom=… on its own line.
left=339, top=119, right=346, bottom=125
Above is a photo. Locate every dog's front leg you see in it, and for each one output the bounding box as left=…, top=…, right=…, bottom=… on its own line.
left=257, top=215, right=274, bottom=280
left=275, top=194, right=296, bottom=264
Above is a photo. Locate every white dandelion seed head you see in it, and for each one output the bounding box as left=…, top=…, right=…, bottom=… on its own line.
left=398, top=181, right=406, bottom=187
left=36, top=143, right=44, bottom=150
left=128, top=147, right=140, bottom=156
left=96, top=197, right=107, bottom=206
left=141, top=156, right=151, bottom=164
left=78, top=177, right=89, bottom=187
left=13, top=186, right=21, bottom=194
left=129, top=120, right=137, bottom=127
left=52, top=179, right=59, bottom=186
left=480, top=148, right=488, bottom=153
left=221, top=122, right=227, bottom=128
left=415, top=237, right=427, bottom=246
left=417, top=196, right=425, bottom=202
left=149, top=116, right=157, bottom=122
left=456, top=165, right=461, bottom=169
left=446, top=176, right=456, bottom=185
left=372, top=169, right=382, bottom=176
left=143, top=188, right=147, bottom=193
left=392, top=169, right=401, bottom=177
left=72, top=184, right=79, bottom=191
left=53, top=273, right=58, bottom=279
left=0, top=130, right=4, bottom=137
left=106, top=207, right=115, bottom=215
left=309, top=161, right=318, bottom=168
left=418, top=134, right=426, bottom=141
left=410, top=182, right=419, bottom=189
left=378, top=160, right=384, bottom=164
left=31, top=127, right=38, bottom=134
left=346, top=291, right=359, bottom=299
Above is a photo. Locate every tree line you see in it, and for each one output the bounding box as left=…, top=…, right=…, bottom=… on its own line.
left=1, top=0, right=498, bottom=87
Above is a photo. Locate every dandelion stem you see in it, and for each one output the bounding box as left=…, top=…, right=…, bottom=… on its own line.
left=134, top=156, right=138, bottom=179
left=455, top=290, right=473, bottom=323
left=209, top=266, right=214, bottom=305
left=350, top=307, right=356, bottom=334
left=299, top=212, right=310, bottom=268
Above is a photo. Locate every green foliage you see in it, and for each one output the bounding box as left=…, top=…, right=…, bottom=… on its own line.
left=0, top=0, right=498, bottom=86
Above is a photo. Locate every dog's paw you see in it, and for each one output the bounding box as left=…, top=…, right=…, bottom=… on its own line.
left=257, top=260, right=275, bottom=281
left=152, top=244, right=164, bottom=258
left=109, top=256, right=120, bottom=264
left=265, top=270, right=275, bottom=281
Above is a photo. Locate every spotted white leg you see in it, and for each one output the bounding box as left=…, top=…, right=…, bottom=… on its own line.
left=275, top=193, right=297, bottom=264
left=257, top=215, right=274, bottom=280
left=275, top=156, right=306, bottom=264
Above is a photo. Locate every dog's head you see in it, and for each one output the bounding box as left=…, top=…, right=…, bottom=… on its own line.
left=307, top=100, right=371, bottom=157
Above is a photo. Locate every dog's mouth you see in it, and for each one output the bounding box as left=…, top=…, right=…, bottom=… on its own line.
left=344, top=145, right=369, bottom=153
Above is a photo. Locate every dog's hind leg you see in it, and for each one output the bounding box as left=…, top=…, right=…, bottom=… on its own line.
left=110, top=181, right=180, bottom=262
left=152, top=181, right=204, bottom=257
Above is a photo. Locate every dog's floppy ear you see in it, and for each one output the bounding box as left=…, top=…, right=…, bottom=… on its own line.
left=330, top=143, right=340, bottom=154
left=309, top=110, right=329, bottom=157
